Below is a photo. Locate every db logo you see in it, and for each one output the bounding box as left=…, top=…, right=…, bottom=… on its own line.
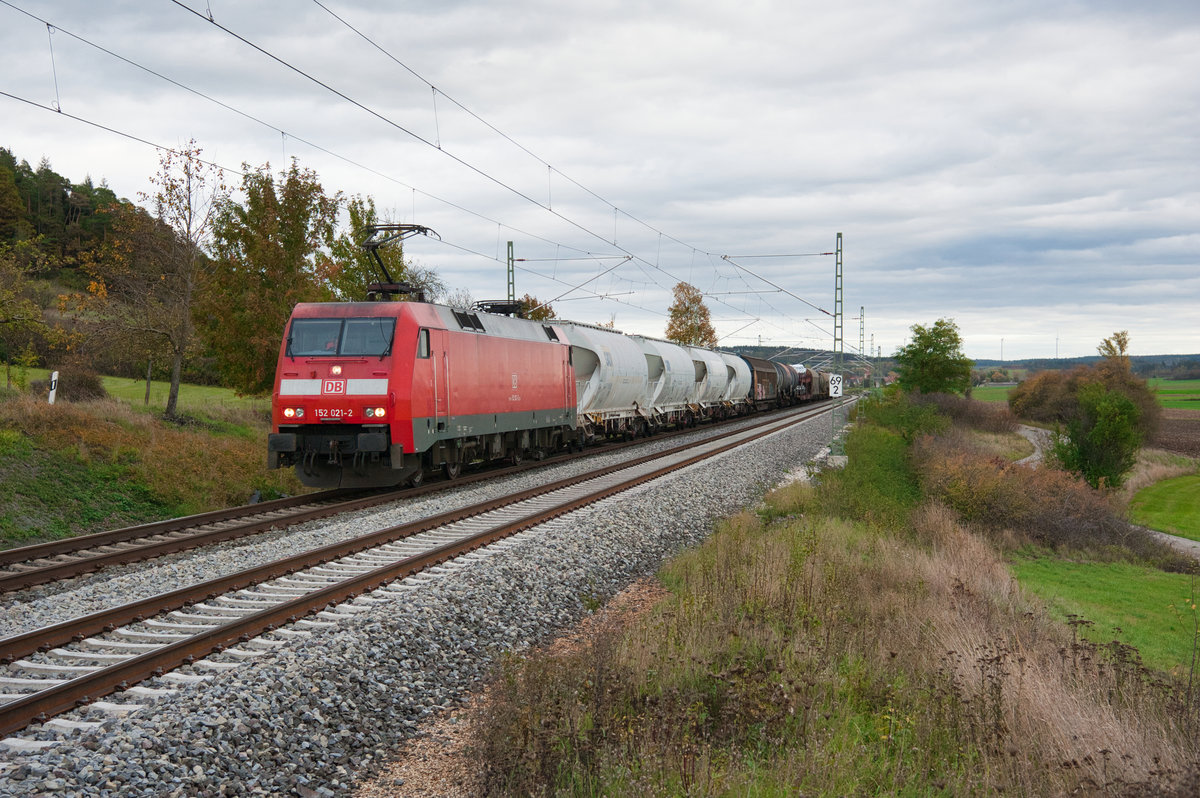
left=322, top=379, right=346, bottom=395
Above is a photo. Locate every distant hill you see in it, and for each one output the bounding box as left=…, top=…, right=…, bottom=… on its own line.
left=973, top=354, right=1200, bottom=379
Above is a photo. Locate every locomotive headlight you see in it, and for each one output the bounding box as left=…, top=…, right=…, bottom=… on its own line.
left=330, top=365, right=343, bottom=376
left=283, top=406, right=304, bottom=419
left=365, top=407, right=387, bottom=419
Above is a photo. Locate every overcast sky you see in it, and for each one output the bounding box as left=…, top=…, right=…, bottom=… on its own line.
left=2, top=0, right=1197, bottom=362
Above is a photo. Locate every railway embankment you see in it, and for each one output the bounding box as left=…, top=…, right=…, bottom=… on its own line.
left=0, top=407, right=835, bottom=795
left=0, top=395, right=305, bottom=550
left=411, top=391, right=1200, bottom=796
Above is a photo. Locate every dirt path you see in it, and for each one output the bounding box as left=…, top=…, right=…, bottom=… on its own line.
left=1016, top=425, right=1053, bottom=467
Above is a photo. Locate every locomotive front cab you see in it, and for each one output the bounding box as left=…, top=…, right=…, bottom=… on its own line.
left=269, top=305, right=421, bottom=488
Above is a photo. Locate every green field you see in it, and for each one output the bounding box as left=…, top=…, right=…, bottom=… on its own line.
left=1150, top=378, right=1200, bottom=410
left=1131, top=474, right=1200, bottom=540
left=970, top=383, right=1015, bottom=404
left=11, top=367, right=268, bottom=416
left=1011, top=555, right=1197, bottom=674
left=975, top=378, right=1200, bottom=409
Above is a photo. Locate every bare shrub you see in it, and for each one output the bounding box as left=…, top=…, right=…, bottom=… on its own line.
left=29, top=357, right=108, bottom=402
left=916, top=391, right=1019, bottom=433
left=1010, top=364, right=1160, bottom=441
left=912, top=434, right=1187, bottom=568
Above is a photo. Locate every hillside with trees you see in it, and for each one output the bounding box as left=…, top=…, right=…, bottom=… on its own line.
left=1, top=144, right=442, bottom=408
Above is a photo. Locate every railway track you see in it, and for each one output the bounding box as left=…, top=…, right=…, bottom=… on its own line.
left=0, top=403, right=825, bottom=595
left=0, top=402, right=833, bottom=743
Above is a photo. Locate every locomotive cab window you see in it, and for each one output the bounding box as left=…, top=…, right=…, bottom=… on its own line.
left=287, top=317, right=395, bottom=357
left=417, top=328, right=430, bottom=359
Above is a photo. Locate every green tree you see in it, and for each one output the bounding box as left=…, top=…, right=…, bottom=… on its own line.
left=322, top=195, right=444, bottom=301
left=664, top=282, right=717, bottom=347
left=517, top=293, right=556, bottom=321
left=0, top=157, right=25, bottom=244
left=1051, top=382, right=1141, bottom=489
left=894, top=318, right=973, bottom=395
left=0, top=241, right=53, bottom=388
left=201, top=159, right=340, bottom=394
left=1094, top=329, right=1159, bottom=439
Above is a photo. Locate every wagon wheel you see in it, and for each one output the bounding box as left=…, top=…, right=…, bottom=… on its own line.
left=408, top=469, right=424, bottom=488
left=509, top=449, right=524, bottom=466
left=443, top=461, right=462, bottom=480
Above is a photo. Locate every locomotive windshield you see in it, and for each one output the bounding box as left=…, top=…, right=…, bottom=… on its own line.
left=287, top=317, right=396, bottom=357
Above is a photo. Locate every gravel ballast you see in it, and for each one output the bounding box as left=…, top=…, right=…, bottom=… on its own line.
left=0, top=414, right=833, bottom=797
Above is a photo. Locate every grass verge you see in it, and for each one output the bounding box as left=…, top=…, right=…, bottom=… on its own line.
left=1130, top=475, right=1200, bottom=539
left=1011, top=554, right=1199, bottom=674
left=0, top=394, right=306, bottom=548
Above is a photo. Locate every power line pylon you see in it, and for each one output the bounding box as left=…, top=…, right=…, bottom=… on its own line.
left=833, top=232, right=843, bottom=371
left=506, top=241, right=515, bottom=303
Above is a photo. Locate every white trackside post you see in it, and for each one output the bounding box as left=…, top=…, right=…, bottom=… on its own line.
left=48, top=371, right=59, bottom=405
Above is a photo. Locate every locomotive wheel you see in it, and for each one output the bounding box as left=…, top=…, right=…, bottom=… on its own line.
left=443, top=461, right=462, bottom=480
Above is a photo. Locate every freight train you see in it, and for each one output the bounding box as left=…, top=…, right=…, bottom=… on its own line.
left=267, top=298, right=831, bottom=489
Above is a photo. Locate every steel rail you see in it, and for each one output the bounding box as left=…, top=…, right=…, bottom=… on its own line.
left=0, top=402, right=826, bottom=594
left=0, top=403, right=830, bottom=737
left=0, top=403, right=829, bottom=665
left=0, top=488, right=350, bottom=567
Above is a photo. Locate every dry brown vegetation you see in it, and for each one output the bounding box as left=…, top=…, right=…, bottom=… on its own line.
left=464, top=498, right=1200, bottom=795
left=439, top=393, right=1200, bottom=795
left=912, top=431, right=1187, bottom=569
left=0, top=394, right=305, bottom=543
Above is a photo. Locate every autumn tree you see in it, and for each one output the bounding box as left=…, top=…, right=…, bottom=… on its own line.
left=894, top=318, right=973, bottom=395
left=200, top=159, right=340, bottom=394
left=322, top=195, right=444, bottom=301
left=518, top=293, right=556, bottom=321
left=1097, top=330, right=1130, bottom=365
left=664, top=282, right=717, bottom=347
left=84, top=143, right=225, bottom=417
left=1010, top=331, right=1157, bottom=489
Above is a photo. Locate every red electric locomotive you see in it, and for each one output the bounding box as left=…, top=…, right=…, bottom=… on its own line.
left=268, top=224, right=577, bottom=489
left=268, top=300, right=576, bottom=488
